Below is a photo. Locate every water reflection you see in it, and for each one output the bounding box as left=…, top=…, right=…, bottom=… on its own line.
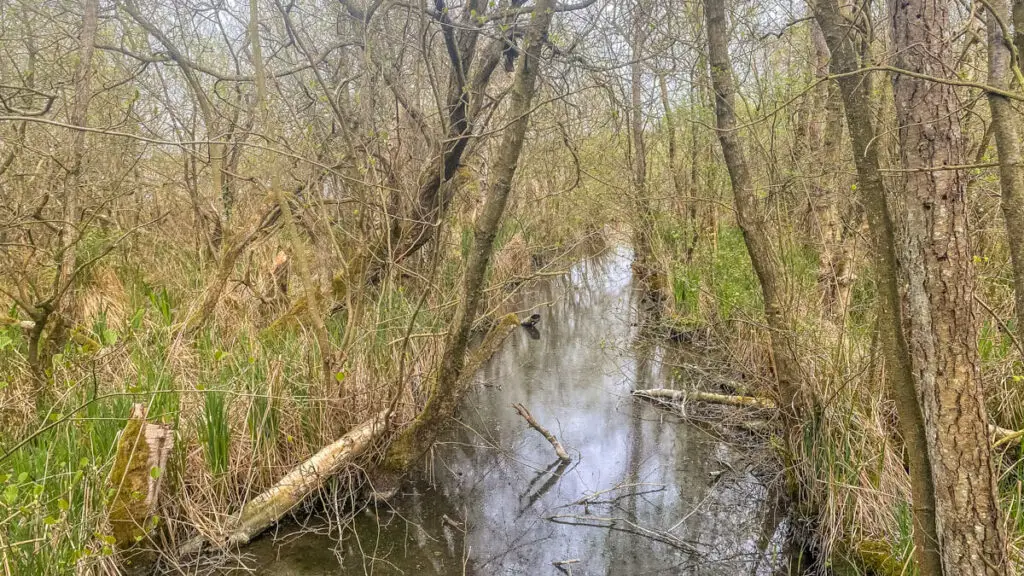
left=235, top=248, right=791, bottom=575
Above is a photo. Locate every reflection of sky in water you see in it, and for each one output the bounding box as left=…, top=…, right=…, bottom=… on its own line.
left=236, top=248, right=791, bottom=575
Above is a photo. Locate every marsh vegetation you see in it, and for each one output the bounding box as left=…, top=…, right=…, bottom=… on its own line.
left=2, top=0, right=1024, bottom=574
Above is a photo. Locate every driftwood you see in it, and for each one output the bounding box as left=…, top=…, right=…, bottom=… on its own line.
left=513, top=402, right=571, bottom=462
left=180, top=315, right=518, bottom=556
left=636, top=388, right=1024, bottom=448
left=224, top=411, right=389, bottom=546
left=632, top=388, right=776, bottom=410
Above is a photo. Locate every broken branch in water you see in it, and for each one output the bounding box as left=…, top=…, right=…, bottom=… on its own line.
left=546, top=513, right=699, bottom=552
left=513, top=402, right=571, bottom=462
left=632, top=388, right=776, bottom=410
left=635, top=388, right=1024, bottom=448
left=562, top=482, right=666, bottom=508
left=553, top=558, right=580, bottom=575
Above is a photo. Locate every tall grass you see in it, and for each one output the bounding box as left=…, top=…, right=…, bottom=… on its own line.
left=0, top=197, right=593, bottom=574
left=658, top=213, right=1024, bottom=572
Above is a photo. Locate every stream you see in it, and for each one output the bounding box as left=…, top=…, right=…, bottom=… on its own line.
left=228, top=249, right=795, bottom=575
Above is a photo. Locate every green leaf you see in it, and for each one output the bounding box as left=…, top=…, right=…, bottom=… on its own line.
left=4, top=485, right=18, bottom=505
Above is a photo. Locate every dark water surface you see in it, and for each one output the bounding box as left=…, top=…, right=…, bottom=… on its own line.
left=232, top=249, right=791, bottom=575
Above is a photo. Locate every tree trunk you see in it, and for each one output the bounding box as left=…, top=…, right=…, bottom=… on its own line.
left=810, top=1, right=943, bottom=572
left=807, top=19, right=849, bottom=318
left=629, top=0, right=665, bottom=311
left=30, top=0, right=100, bottom=387
left=1013, top=0, right=1024, bottom=71
left=985, top=0, right=1024, bottom=340
left=384, top=0, right=555, bottom=469
left=703, top=0, right=804, bottom=423
left=889, top=0, right=1010, bottom=573
left=368, top=0, right=510, bottom=280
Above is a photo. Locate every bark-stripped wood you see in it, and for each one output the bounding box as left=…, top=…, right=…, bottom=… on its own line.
left=633, top=388, right=776, bottom=410
left=226, top=411, right=389, bottom=546
left=513, top=402, right=571, bottom=462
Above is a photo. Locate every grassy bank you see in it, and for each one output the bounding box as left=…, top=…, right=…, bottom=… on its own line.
left=655, top=221, right=1024, bottom=573
left=0, top=207, right=605, bottom=573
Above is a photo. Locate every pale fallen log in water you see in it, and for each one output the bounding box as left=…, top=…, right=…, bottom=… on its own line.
left=991, top=424, right=1024, bottom=447
left=632, top=388, right=776, bottom=410
left=182, top=315, right=522, bottom=555
left=636, top=388, right=1024, bottom=448
left=224, top=411, right=389, bottom=547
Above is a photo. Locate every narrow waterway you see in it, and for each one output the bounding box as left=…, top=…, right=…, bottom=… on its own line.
left=232, top=249, right=792, bottom=575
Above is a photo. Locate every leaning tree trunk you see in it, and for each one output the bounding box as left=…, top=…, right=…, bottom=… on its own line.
left=384, top=0, right=555, bottom=470
left=985, top=0, right=1024, bottom=340
left=889, top=0, right=1010, bottom=573
left=810, top=0, right=942, bottom=572
left=703, top=0, right=804, bottom=426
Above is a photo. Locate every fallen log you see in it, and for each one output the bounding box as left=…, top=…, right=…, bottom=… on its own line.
left=224, top=410, right=389, bottom=546
left=224, top=316, right=518, bottom=545
left=635, top=389, right=1024, bottom=448
left=181, top=314, right=521, bottom=555
left=632, top=388, right=776, bottom=410
left=513, top=402, right=571, bottom=462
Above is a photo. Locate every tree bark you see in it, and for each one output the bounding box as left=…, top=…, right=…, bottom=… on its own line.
left=703, top=0, right=804, bottom=423
left=807, top=19, right=849, bottom=318
left=810, top=1, right=942, bottom=572
left=384, top=0, right=556, bottom=470
left=889, top=0, right=1010, bottom=573
left=985, top=0, right=1024, bottom=341
left=629, top=0, right=665, bottom=310
left=28, top=0, right=100, bottom=386
left=1013, top=0, right=1024, bottom=70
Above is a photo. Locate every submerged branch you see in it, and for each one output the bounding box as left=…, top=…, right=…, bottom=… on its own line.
left=513, top=402, right=571, bottom=462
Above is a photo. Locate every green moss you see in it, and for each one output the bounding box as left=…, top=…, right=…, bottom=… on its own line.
left=105, top=413, right=152, bottom=549
left=383, top=313, right=520, bottom=472
left=831, top=539, right=904, bottom=576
